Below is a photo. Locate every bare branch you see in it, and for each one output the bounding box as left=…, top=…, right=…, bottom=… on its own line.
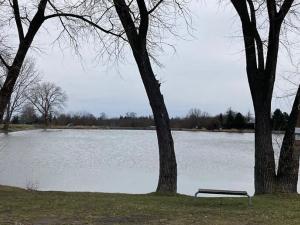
left=137, top=0, right=149, bottom=41
left=278, top=0, right=295, bottom=22
left=44, top=13, right=127, bottom=41
left=246, top=0, right=264, bottom=70
left=12, top=0, right=25, bottom=42
left=148, top=0, right=164, bottom=14
left=0, top=54, right=10, bottom=69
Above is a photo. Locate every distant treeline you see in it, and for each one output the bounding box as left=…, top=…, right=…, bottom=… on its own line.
left=11, top=106, right=289, bottom=131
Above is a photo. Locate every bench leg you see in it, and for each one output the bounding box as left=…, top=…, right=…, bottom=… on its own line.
left=248, top=196, right=252, bottom=206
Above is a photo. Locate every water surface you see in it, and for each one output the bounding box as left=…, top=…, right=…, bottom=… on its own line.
left=0, top=129, right=296, bottom=196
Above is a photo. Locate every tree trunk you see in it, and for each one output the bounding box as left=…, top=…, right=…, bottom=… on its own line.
left=0, top=68, right=20, bottom=122
left=135, top=49, right=177, bottom=193
left=2, top=100, right=11, bottom=131
left=0, top=59, right=30, bottom=123
left=0, top=5, right=46, bottom=122
left=276, top=85, right=300, bottom=193
left=253, top=94, right=276, bottom=194
left=44, top=113, right=49, bottom=128
left=2, top=122, right=9, bottom=131
left=247, top=69, right=277, bottom=194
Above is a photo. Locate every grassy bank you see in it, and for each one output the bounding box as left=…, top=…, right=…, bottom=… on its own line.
left=0, top=186, right=299, bottom=225
left=0, top=124, right=36, bottom=133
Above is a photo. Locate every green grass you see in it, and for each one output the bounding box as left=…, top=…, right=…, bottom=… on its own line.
left=0, top=185, right=299, bottom=225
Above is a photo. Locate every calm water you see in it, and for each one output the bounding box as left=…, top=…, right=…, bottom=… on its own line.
left=0, top=129, right=296, bottom=196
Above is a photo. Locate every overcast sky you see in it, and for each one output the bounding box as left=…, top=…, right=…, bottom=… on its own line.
left=30, top=1, right=297, bottom=117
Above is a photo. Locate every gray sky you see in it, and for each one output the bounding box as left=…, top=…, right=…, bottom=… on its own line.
left=31, top=1, right=296, bottom=117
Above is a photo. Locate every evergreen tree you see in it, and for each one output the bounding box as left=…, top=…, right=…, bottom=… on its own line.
left=234, top=113, right=246, bottom=129
left=272, top=109, right=287, bottom=131
left=225, top=108, right=235, bottom=129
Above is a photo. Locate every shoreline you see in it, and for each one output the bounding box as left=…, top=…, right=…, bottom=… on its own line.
left=0, top=124, right=287, bottom=134
left=1, top=124, right=256, bottom=134
left=51, top=125, right=256, bottom=133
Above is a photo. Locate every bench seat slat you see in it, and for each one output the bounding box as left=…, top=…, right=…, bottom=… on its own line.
left=195, top=188, right=252, bottom=206
left=197, top=189, right=248, bottom=196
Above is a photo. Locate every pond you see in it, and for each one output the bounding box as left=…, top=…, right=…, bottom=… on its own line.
left=0, top=129, right=296, bottom=196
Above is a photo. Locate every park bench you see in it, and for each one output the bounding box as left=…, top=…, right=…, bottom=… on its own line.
left=195, top=189, right=252, bottom=206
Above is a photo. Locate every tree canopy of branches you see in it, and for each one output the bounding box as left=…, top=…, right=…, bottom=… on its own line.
left=231, top=0, right=300, bottom=194
left=26, top=82, right=67, bottom=127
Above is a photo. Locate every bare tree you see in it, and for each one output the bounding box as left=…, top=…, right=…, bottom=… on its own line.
left=0, top=0, right=124, bottom=122
left=230, top=0, right=300, bottom=193
left=48, top=0, right=190, bottom=193
left=26, top=82, right=67, bottom=127
left=0, top=59, right=40, bottom=130
left=111, top=0, right=188, bottom=193
left=20, top=103, right=37, bottom=124
left=186, top=108, right=209, bottom=129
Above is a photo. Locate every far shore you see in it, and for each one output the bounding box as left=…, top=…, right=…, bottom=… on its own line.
left=51, top=125, right=257, bottom=133
left=0, top=124, right=287, bottom=134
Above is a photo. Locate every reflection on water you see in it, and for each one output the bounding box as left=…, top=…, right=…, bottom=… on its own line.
left=0, top=129, right=297, bottom=195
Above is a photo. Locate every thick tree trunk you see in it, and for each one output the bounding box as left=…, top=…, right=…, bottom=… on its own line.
left=0, top=5, right=45, bottom=122
left=135, top=49, right=177, bottom=193
left=0, top=68, right=20, bottom=122
left=254, top=108, right=276, bottom=194
left=0, top=60, right=30, bottom=123
left=251, top=79, right=276, bottom=194
left=276, top=85, right=300, bottom=193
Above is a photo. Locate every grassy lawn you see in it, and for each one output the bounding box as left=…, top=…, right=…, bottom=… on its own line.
left=0, top=186, right=299, bottom=225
